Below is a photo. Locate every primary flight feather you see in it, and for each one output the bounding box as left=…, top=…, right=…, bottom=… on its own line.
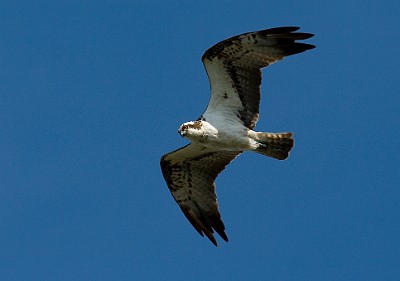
left=160, top=26, right=315, bottom=246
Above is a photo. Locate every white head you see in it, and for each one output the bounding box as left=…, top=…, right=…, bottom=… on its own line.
left=178, top=121, right=204, bottom=141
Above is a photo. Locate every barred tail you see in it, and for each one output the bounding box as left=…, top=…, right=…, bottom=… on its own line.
left=253, top=132, right=294, bottom=160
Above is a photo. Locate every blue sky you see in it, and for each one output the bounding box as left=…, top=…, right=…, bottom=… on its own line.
left=1, top=1, right=399, bottom=280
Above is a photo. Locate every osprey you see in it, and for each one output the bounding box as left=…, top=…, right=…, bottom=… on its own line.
left=161, top=27, right=315, bottom=246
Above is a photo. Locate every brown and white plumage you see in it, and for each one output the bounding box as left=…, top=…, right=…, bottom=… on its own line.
left=161, top=144, right=239, bottom=245
left=161, top=27, right=315, bottom=246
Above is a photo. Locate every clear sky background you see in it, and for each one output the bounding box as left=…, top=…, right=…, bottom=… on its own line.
left=1, top=1, right=399, bottom=280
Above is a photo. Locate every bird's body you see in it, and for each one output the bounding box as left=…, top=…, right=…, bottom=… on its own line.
left=161, top=27, right=315, bottom=246
left=179, top=120, right=253, bottom=151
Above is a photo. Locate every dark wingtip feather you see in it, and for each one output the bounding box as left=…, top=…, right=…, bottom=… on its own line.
left=208, top=235, right=218, bottom=246
left=219, top=231, right=228, bottom=242
left=259, top=27, right=315, bottom=47
left=268, top=32, right=314, bottom=40
left=263, top=26, right=300, bottom=34
left=295, top=32, right=315, bottom=40
left=281, top=42, right=316, bottom=56
left=181, top=207, right=224, bottom=246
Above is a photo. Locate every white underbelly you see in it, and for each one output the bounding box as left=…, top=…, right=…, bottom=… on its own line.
left=199, top=130, right=256, bottom=151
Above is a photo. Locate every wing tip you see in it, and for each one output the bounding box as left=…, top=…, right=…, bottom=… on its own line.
left=205, top=229, right=228, bottom=246
left=262, top=26, right=300, bottom=34
left=259, top=26, right=315, bottom=40
left=285, top=42, right=316, bottom=55
left=202, top=26, right=315, bottom=62
left=206, top=228, right=228, bottom=247
left=181, top=207, right=229, bottom=246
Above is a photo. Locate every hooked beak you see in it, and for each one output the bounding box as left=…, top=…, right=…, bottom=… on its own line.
left=178, top=129, right=186, bottom=137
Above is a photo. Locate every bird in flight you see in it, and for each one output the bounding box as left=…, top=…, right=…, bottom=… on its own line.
left=160, top=26, right=315, bottom=246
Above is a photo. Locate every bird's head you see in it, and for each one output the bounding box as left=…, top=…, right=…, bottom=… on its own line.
left=178, top=121, right=204, bottom=140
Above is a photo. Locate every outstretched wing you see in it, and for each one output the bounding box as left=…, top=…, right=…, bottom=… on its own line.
left=160, top=144, right=241, bottom=246
left=201, top=26, right=315, bottom=129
